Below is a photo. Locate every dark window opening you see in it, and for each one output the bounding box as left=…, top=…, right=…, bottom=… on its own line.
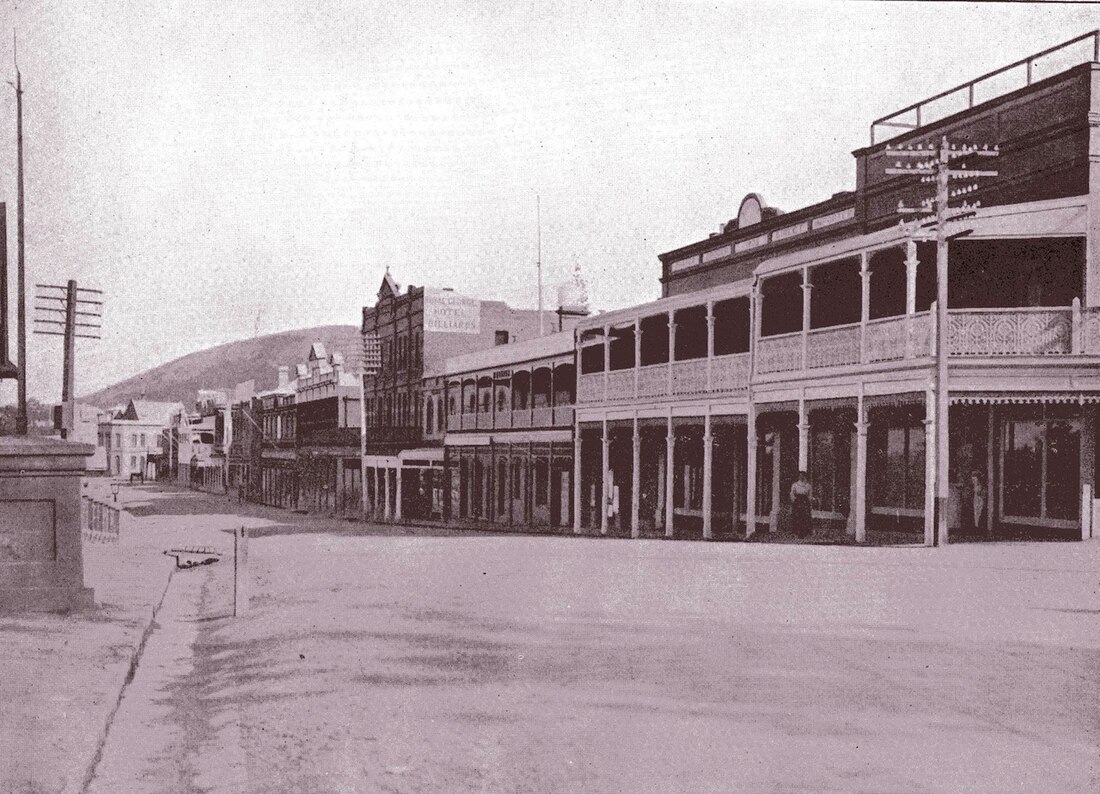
left=553, top=364, right=575, bottom=405
left=760, top=272, right=803, bottom=337
left=532, top=369, right=552, bottom=408
left=608, top=325, right=636, bottom=370
left=950, top=238, right=1084, bottom=309
left=495, top=330, right=510, bottom=346
left=512, top=372, right=531, bottom=409
left=869, top=247, right=906, bottom=320
left=713, top=296, right=750, bottom=355
left=639, top=314, right=669, bottom=366
left=580, top=344, right=605, bottom=374
left=810, top=258, right=860, bottom=329
left=674, top=305, right=707, bottom=360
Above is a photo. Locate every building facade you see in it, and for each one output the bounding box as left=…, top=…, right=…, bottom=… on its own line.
left=441, top=332, right=577, bottom=530
left=295, top=344, right=363, bottom=516
left=361, top=271, right=566, bottom=521
left=574, top=38, right=1100, bottom=543
left=99, top=399, right=181, bottom=480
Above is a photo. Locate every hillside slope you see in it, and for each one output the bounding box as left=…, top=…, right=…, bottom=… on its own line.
left=80, top=325, right=361, bottom=409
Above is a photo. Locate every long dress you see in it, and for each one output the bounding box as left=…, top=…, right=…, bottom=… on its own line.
left=790, top=481, right=812, bottom=538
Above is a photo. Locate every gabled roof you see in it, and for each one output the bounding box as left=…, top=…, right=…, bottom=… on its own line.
left=378, top=270, right=399, bottom=300
left=308, top=342, right=327, bottom=361
left=122, top=399, right=184, bottom=425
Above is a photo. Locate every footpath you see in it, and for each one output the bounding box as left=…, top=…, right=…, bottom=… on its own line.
left=0, top=482, right=271, bottom=794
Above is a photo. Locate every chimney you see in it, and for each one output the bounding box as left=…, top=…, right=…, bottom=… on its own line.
left=277, top=365, right=289, bottom=387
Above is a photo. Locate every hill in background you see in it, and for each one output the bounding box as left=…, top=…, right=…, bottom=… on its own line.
left=79, top=325, right=362, bottom=410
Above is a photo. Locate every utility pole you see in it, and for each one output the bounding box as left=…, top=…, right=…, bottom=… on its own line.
left=359, top=332, right=382, bottom=521
left=0, top=202, right=17, bottom=383
left=886, top=136, right=998, bottom=547
left=33, top=282, right=104, bottom=438
left=13, top=56, right=26, bottom=434
left=536, top=194, right=544, bottom=337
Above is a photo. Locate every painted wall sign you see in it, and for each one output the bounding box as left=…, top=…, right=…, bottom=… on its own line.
left=734, top=234, right=769, bottom=253
left=811, top=207, right=856, bottom=229
left=424, top=288, right=481, bottom=334
left=701, top=244, right=733, bottom=263
left=669, top=254, right=700, bottom=273
left=771, top=222, right=809, bottom=241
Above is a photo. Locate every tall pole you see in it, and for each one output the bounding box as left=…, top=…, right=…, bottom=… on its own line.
left=0, top=202, right=14, bottom=380
left=887, top=137, right=996, bottom=547
left=537, top=194, right=544, bottom=337
left=934, top=137, right=950, bottom=547
left=61, top=280, right=76, bottom=402
left=359, top=367, right=368, bottom=519
left=15, top=65, right=26, bottom=435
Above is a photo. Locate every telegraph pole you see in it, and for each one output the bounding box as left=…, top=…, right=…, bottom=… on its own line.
left=33, top=282, right=103, bottom=438
left=536, top=194, right=544, bottom=336
left=359, top=332, right=382, bottom=520
left=886, top=136, right=998, bottom=546
left=0, top=202, right=17, bottom=382
left=14, top=58, right=25, bottom=434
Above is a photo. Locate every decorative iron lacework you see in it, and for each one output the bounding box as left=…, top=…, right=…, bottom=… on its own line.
left=947, top=310, right=1072, bottom=355
left=806, top=325, right=860, bottom=368
left=755, top=334, right=803, bottom=374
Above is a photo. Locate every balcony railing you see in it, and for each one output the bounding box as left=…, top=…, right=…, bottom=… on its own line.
left=298, top=426, right=361, bottom=447
left=755, top=331, right=803, bottom=375
left=806, top=323, right=861, bottom=369
left=577, top=352, right=751, bottom=404
left=446, top=403, right=575, bottom=432
left=864, top=314, right=932, bottom=363
left=948, top=307, right=1072, bottom=355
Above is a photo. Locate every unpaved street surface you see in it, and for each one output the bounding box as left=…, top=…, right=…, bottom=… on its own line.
left=87, top=495, right=1100, bottom=793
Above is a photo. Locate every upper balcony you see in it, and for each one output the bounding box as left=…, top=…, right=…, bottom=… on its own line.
left=753, top=204, right=1092, bottom=379
left=443, top=331, right=576, bottom=435
left=576, top=283, right=752, bottom=407
left=580, top=197, right=1096, bottom=408
left=447, top=363, right=576, bottom=433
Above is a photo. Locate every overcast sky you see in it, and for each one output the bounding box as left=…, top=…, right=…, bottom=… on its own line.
left=0, top=0, right=1095, bottom=401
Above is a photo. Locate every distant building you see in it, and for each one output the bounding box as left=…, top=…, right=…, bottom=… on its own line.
left=437, top=331, right=576, bottom=529
left=100, top=399, right=182, bottom=479
left=361, top=271, right=579, bottom=520
left=295, top=343, right=362, bottom=515
left=253, top=366, right=298, bottom=509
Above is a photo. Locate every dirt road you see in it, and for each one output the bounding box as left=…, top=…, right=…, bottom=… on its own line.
left=86, top=489, right=1100, bottom=793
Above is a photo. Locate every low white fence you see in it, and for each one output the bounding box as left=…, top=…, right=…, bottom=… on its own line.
left=81, top=496, right=121, bottom=544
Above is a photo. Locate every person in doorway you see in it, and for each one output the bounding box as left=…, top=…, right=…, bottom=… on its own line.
left=790, top=470, right=813, bottom=538
left=970, top=471, right=986, bottom=533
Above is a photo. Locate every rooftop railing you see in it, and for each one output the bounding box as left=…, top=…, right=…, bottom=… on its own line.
left=870, top=30, right=1099, bottom=145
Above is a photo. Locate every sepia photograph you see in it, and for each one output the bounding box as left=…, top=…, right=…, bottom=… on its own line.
left=1, top=1, right=1099, bottom=791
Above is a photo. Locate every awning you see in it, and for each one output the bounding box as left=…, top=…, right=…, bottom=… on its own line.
left=951, top=392, right=1100, bottom=405
left=398, top=448, right=445, bottom=467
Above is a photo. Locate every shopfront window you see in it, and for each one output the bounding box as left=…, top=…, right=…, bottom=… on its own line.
left=869, top=411, right=926, bottom=511
left=1002, top=407, right=1080, bottom=523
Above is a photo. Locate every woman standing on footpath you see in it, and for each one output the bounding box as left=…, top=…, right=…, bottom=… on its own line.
left=790, top=470, right=813, bottom=538
left=970, top=471, right=986, bottom=532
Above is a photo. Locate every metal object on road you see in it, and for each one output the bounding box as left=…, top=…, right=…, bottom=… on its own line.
left=164, top=547, right=222, bottom=569
left=233, top=526, right=249, bottom=616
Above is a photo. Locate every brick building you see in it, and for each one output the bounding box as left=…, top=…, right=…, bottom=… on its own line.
left=573, top=31, right=1100, bottom=543
left=361, top=271, right=565, bottom=520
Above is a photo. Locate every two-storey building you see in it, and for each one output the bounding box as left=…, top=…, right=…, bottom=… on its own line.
left=441, top=332, right=577, bottom=530
left=253, top=366, right=298, bottom=509
left=100, top=399, right=181, bottom=480
left=575, top=31, right=1100, bottom=543
left=295, top=343, right=363, bottom=516
left=361, top=271, right=567, bottom=520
